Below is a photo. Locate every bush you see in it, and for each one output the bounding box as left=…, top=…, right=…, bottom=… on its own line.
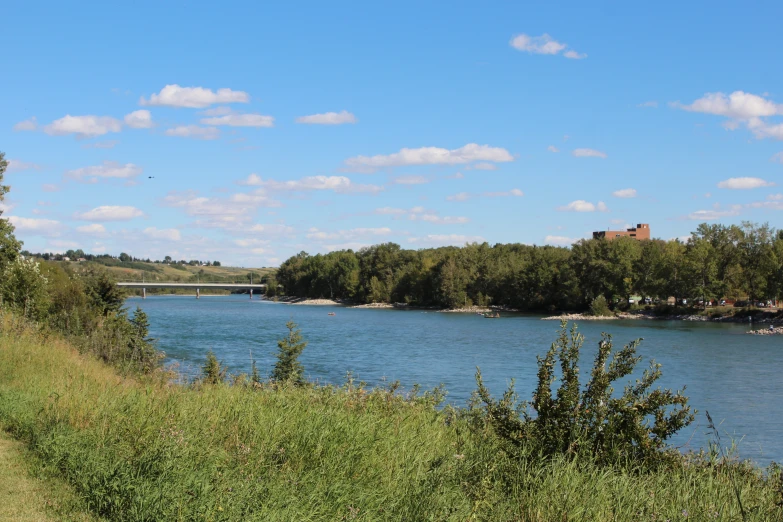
left=589, top=295, right=613, bottom=317
left=1, top=257, right=49, bottom=321
left=473, top=320, right=694, bottom=467
left=271, top=321, right=307, bottom=384
left=202, top=349, right=227, bottom=384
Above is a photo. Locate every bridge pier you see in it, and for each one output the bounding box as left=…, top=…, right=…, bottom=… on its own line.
left=196, top=288, right=200, bottom=299
left=250, top=288, right=253, bottom=300
left=142, top=288, right=146, bottom=299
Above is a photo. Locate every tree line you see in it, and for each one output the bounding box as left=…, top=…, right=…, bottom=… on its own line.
left=21, top=250, right=222, bottom=267
left=275, top=222, right=783, bottom=310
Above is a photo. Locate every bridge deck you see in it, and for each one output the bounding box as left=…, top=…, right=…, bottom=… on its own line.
left=117, top=282, right=266, bottom=289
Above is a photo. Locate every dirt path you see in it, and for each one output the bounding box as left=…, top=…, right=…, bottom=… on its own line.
left=0, top=431, right=93, bottom=522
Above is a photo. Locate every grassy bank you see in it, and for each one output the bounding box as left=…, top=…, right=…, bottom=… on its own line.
left=1, top=315, right=781, bottom=520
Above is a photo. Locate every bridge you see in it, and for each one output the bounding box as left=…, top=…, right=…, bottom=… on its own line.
left=117, top=282, right=266, bottom=299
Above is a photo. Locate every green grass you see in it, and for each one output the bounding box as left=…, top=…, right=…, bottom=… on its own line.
left=0, top=429, right=97, bottom=521
left=0, top=314, right=781, bottom=520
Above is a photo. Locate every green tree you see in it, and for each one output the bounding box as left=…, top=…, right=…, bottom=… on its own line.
left=1, top=257, right=49, bottom=320
left=271, top=320, right=308, bottom=384
left=474, top=321, right=694, bottom=465
left=84, top=267, right=126, bottom=315
left=129, top=307, right=159, bottom=373
left=202, top=349, right=227, bottom=384
left=0, top=151, right=22, bottom=272
left=684, top=237, right=718, bottom=308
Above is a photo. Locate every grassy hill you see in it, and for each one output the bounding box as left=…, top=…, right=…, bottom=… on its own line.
left=58, top=259, right=277, bottom=295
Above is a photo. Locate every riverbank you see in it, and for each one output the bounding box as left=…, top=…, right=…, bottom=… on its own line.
left=543, top=309, right=783, bottom=324
left=1, top=314, right=780, bottom=520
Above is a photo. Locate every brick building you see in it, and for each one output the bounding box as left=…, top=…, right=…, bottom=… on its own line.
left=592, top=223, right=650, bottom=241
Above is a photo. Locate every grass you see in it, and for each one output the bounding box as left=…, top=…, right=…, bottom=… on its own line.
left=0, top=429, right=96, bottom=521
left=0, top=313, right=781, bottom=520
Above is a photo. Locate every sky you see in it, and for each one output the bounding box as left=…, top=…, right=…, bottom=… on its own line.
left=2, top=1, right=783, bottom=267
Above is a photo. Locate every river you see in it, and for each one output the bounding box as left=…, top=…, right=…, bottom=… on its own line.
left=129, top=295, right=782, bottom=465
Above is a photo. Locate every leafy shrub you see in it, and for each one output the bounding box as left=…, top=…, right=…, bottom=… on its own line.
left=473, top=321, right=694, bottom=467
left=202, top=349, right=227, bottom=384
left=1, top=257, right=49, bottom=321
left=589, top=295, right=613, bottom=317
left=271, top=320, right=307, bottom=384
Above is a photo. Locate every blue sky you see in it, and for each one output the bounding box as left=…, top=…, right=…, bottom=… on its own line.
left=3, top=1, right=783, bottom=266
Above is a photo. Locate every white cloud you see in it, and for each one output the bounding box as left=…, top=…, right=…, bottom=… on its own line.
left=244, top=224, right=296, bottom=237
left=509, top=33, right=585, bottom=59
left=544, top=235, right=578, bottom=246
left=446, top=192, right=471, bottom=202
left=7, top=216, right=62, bottom=235
left=467, top=162, right=498, bottom=171
left=200, top=113, right=274, bottom=127
left=44, top=115, right=122, bottom=138
left=411, top=214, right=469, bottom=225
left=408, top=234, right=486, bottom=246
left=563, top=50, right=587, bottom=60
left=124, top=110, right=154, bottom=129
left=572, top=148, right=607, bottom=158
left=6, top=160, right=41, bottom=172
left=296, top=111, right=357, bottom=125
left=200, top=106, right=233, bottom=117
left=75, top=206, right=144, bottom=221
left=306, top=227, right=392, bottom=241
left=13, top=117, right=37, bottom=131
left=638, top=101, right=658, bottom=108
left=374, top=207, right=408, bottom=215
left=143, top=227, right=181, bottom=241
left=675, top=91, right=782, bottom=120
left=140, top=84, right=249, bottom=108
left=76, top=224, right=106, bottom=235
left=238, top=173, right=263, bottom=186
left=768, top=193, right=783, bottom=201
left=344, top=143, right=514, bottom=171
left=48, top=240, right=79, bottom=250
left=557, top=200, right=609, bottom=212
left=612, top=188, right=637, bottom=198
left=165, top=125, right=220, bottom=140
left=547, top=145, right=559, bottom=153
left=42, top=184, right=60, bottom=192
left=484, top=188, right=524, bottom=197
left=717, top=177, right=775, bottom=189
left=250, top=175, right=383, bottom=194
left=66, top=161, right=143, bottom=182
left=771, top=152, right=783, bottom=163
left=686, top=209, right=740, bottom=220
left=391, top=175, right=429, bottom=185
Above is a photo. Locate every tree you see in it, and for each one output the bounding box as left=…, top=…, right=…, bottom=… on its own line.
left=119, top=252, right=132, bottom=262
left=84, top=267, right=126, bottom=316
left=129, top=307, right=159, bottom=373
left=164, top=255, right=172, bottom=264
left=0, top=151, right=22, bottom=272
left=474, top=321, right=694, bottom=465
left=684, top=237, right=718, bottom=308
left=1, top=257, right=49, bottom=320
left=202, top=349, right=227, bottom=384
left=271, top=320, right=308, bottom=384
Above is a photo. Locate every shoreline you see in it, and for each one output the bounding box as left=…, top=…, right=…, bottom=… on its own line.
left=260, top=297, right=782, bottom=325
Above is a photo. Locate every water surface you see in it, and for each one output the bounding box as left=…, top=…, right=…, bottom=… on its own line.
left=130, top=295, right=782, bottom=465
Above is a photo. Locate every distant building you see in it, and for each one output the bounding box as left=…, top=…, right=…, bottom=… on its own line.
left=593, top=223, right=650, bottom=241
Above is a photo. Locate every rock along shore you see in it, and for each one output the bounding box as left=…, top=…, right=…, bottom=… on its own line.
left=747, top=326, right=783, bottom=335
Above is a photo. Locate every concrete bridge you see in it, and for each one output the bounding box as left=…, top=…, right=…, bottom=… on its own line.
left=117, top=282, right=266, bottom=299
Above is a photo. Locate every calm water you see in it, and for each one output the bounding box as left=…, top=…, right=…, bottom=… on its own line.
left=130, top=295, right=783, bottom=465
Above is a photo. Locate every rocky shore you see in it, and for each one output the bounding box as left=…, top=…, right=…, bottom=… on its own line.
left=747, top=326, right=783, bottom=335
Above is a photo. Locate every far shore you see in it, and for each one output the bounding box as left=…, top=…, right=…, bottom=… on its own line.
left=260, top=296, right=783, bottom=325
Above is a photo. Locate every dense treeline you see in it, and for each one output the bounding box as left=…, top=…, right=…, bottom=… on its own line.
left=21, top=249, right=222, bottom=267
left=276, top=222, right=783, bottom=310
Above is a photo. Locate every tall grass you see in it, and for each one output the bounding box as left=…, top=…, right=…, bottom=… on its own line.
left=1, top=312, right=781, bottom=520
